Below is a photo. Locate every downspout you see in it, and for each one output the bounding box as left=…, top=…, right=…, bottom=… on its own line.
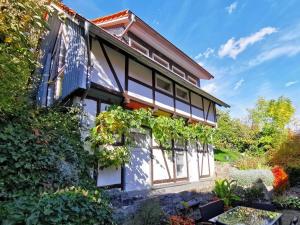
left=116, top=13, right=136, bottom=39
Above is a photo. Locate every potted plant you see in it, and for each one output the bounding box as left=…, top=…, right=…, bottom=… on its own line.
left=213, top=179, right=240, bottom=210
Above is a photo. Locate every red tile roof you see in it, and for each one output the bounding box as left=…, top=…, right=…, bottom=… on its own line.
left=57, top=2, right=77, bottom=16
left=91, top=10, right=129, bottom=24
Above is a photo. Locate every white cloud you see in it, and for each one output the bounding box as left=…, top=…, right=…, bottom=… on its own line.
left=195, top=48, right=215, bottom=59
left=249, top=45, right=300, bottom=67
left=226, top=2, right=238, bottom=14
left=285, top=80, right=299, bottom=87
left=202, top=82, right=218, bottom=94
left=218, top=27, right=277, bottom=59
left=233, top=78, right=244, bottom=90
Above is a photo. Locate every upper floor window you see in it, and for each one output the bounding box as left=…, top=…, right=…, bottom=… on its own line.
left=187, top=76, right=198, bottom=86
left=156, top=75, right=173, bottom=94
left=152, top=53, right=169, bottom=69
left=172, top=66, right=185, bottom=78
left=175, top=85, right=189, bottom=102
left=129, top=38, right=149, bottom=56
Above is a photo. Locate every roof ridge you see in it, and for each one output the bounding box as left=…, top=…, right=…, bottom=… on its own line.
left=91, top=9, right=130, bottom=24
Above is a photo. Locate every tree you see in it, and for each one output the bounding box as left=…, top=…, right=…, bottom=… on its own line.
left=214, top=110, right=256, bottom=152
left=248, top=96, right=295, bottom=151
left=0, top=0, right=51, bottom=112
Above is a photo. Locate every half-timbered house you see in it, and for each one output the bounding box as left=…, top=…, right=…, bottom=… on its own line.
left=37, top=3, right=229, bottom=192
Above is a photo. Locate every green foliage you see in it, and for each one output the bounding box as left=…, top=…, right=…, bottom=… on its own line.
left=91, top=106, right=215, bottom=168
left=125, top=200, right=168, bottom=225
left=273, top=195, right=300, bottom=210
left=0, top=0, right=53, bottom=112
left=0, top=106, right=94, bottom=198
left=214, top=149, right=241, bottom=163
left=213, top=179, right=240, bottom=206
left=0, top=187, right=114, bottom=225
left=215, top=97, right=296, bottom=165
left=243, top=180, right=265, bottom=202
left=234, top=153, right=269, bottom=170
left=248, top=97, right=295, bottom=151
left=268, top=134, right=300, bottom=186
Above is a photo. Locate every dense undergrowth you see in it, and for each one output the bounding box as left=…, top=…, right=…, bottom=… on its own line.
left=0, top=106, right=114, bottom=224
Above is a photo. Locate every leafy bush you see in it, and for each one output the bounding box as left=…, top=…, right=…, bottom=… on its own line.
left=234, top=153, right=269, bottom=170
left=213, top=179, right=240, bottom=206
left=0, top=106, right=94, bottom=198
left=273, top=195, right=300, bottom=210
left=0, top=0, right=51, bottom=112
left=0, top=187, right=114, bottom=225
left=229, top=168, right=274, bottom=187
left=125, top=200, right=168, bottom=225
left=268, top=135, right=300, bottom=186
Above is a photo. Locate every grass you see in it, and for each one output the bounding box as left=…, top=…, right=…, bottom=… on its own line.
left=214, top=148, right=241, bottom=163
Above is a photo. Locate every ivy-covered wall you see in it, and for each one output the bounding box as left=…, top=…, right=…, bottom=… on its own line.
left=0, top=107, right=114, bottom=224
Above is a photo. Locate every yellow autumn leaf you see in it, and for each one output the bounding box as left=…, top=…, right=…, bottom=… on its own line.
left=4, top=36, right=12, bottom=43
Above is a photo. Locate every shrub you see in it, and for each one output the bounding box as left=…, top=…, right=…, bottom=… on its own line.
left=273, top=195, right=300, bottom=210
left=229, top=168, right=274, bottom=187
left=0, top=106, right=94, bottom=198
left=234, top=154, right=269, bottom=170
left=0, top=187, right=114, bottom=225
left=213, top=179, right=240, bottom=206
left=271, top=166, right=289, bottom=194
left=126, top=200, right=168, bottom=225
left=268, top=136, right=300, bottom=186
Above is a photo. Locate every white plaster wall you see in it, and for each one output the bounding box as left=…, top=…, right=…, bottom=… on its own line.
left=90, top=39, right=119, bottom=91
left=129, top=59, right=152, bottom=86
left=105, top=45, right=125, bottom=90
left=175, top=100, right=190, bottom=117
left=191, top=93, right=203, bottom=108
left=125, top=130, right=151, bottom=191
left=208, top=144, right=215, bottom=177
left=155, top=91, right=174, bottom=111
left=198, top=145, right=211, bottom=177
left=203, top=98, right=215, bottom=123
left=191, top=106, right=204, bottom=120
left=187, top=142, right=199, bottom=182
left=128, top=80, right=153, bottom=104
left=152, top=149, right=174, bottom=182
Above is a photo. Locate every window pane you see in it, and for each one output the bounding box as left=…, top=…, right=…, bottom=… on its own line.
left=175, top=151, right=187, bottom=178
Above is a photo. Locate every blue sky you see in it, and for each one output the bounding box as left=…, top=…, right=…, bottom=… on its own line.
left=64, top=0, right=300, bottom=121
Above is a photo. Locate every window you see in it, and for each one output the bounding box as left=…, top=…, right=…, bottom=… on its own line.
left=152, top=53, right=169, bottom=68
left=175, top=85, right=189, bottom=102
left=175, top=151, right=187, bottom=178
left=172, top=66, right=185, bottom=78
left=129, top=38, right=149, bottom=56
left=187, top=76, right=198, bottom=85
left=156, top=75, right=173, bottom=94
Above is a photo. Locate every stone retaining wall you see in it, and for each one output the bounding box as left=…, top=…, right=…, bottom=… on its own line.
left=108, top=179, right=215, bottom=224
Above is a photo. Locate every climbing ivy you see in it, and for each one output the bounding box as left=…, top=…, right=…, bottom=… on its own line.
left=90, top=106, right=215, bottom=168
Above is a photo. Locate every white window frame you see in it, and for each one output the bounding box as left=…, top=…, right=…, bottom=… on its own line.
left=129, top=38, right=149, bottom=56
left=172, top=65, right=185, bottom=78
left=187, top=76, right=198, bottom=85
left=175, top=85, right=189, bottom=102
left=155, top=74, right=173, bottom=95
left=152, top=53, right=169, bottom=69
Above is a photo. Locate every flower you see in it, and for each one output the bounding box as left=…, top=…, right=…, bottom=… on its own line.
left=271, top=166, right=288, bottom=193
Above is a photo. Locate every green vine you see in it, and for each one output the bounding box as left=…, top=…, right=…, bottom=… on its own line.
left=90, top=106, right=215, bottom=169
